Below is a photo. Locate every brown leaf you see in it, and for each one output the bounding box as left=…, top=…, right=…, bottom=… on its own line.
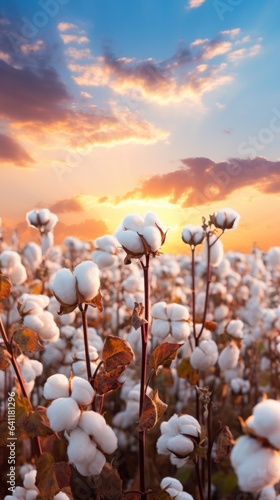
left=215, top=426, right=234, bottom=462
left=148, top=491, right=172, bottom=500
left=24, top=407, right=54, bottom=438
left=36, top=453, right=71, bottom=499
left=15, top=394, right=31, bottom=425
left=0, top=273, right=12, bottom=300
left=204, top=320, right=218, bottom=332
left=0, top=345, right=12, bottom=371
left=148, top=389, right=167, bottom=422
left=93, top=463, right=122, bottom=500
left=177, top=358, right=200, bottom=385
left=28, top=279, right=43, bottom=295
left=87, top=289, right=103, bottom=313
left=0, top=419, right=10, bottom=445
left=102, top=335, right=134, bottom=371
left=132, top=302, right=148, bottom=330
left=13, top=327, right=44, bottom=354
left=94, top=366, right=125, bottom=395
left=149, top=342, right=183, bottom=373
left=139, top=393, right=157, bottom=432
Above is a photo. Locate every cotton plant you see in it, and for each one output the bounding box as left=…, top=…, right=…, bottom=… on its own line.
left=0, top=250, right=27, bottom=285
left=91, top=234, right=120, bottom=269
left=26, top=208, right=58, bottom=256
left=18, top=293, right=60, bottom=342
left=4, top=468, right=71, bottom=500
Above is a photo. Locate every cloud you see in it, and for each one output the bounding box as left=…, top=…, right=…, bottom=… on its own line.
left=60, top=34, right=90, bottom=45
left=64, top=29, right=261, bottom=106
left=98, top=157, right=280, bottom=208
left=0, top=133, right=34, bottom=166
left=57, top=22, right=78, bottom=32
left=188, top=0, right=206, bottom=7
left=49, top=198, right=84, bottom=214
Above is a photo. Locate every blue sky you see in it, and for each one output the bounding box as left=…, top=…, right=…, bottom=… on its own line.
left=0, top=0, right=280, bottom=252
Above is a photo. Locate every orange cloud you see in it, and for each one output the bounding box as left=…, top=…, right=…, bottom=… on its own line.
left=49, top=198, right=84, bottom=214
left=0, top=133, right=34, bottom=166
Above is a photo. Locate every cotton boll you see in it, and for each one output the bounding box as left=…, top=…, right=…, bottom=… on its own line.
left=144, top=211, right=162, bottom=228
left=29, top=360, right=43, bottom=377
left=21, top=293, right=50, bottom=311
left=54, top=492, right=71, bottom=500
left=0, top=250, right=21, bottom=268
left=167, top=303, right=189, bottom=322
left=142, top=226, right=162, bottom=252
left=70, top=377, right=95, bottom=406
left=202, top=234, right=224, bottom=267
left=212, top=208, right=240, bottom=230
left=167, top=435, right=195, bottom=457
left=43, top=374, right=70, bottom=400
left=52, top=268, right=77, bottom=306
left=122, top=213, right=145, bottom=231
left=47, top=398, right=81, bottom=432
left=226, top=319, right=244, bottom=339
left=160, top=477, right=183, bottom=492
left=116, top=229, right=145, bottom=254
left=178, top=415, right=201, bottom=437
left=73, top=261, right=100, bottom=301
left=23, top=470, right=37, bottom=490
left=170, top=454, right=187, bottom=468
left=157, top=433, right=173, bottom=455
left=214, top=304, right=229, bottom=322
left=218, top=343, right=240, bottom=371
left=171, top=322, right=191, bottom=341
left=87, top=449, right=106, bottom=476
left=176, top=493, right=194, bottom=500
left=67, top=427, right=97, bottom=464
left=151, top=319, right=170, bottom=339
left=37, top=311, right=60, bottom=342
left=26, top=490, right=39, bottom=500
left=246, top=399, right=280, bottom=445
left=12, top=486, right=26, bottom=499
left=23, top=314, right=44, bottom=331
left=72, top=360, right=97, bottom=379
left=92, top=250, right=116, bottom=269
left=230, top=378, right=250, bottom=395
left=230, top=435, right=262, bottom=470
left=151, top=301, right=168, bottom=320
left=235, top=447, right=280, bottom=493
left=190, top=340, right=218, bottom=371
left=182, top=225, right=205, bottom=246
left=259, top=486, right=277, bottom=500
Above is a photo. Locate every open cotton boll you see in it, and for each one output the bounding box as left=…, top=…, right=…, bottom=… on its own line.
left=235, top=448, right=280, bottom=493
left=202, top=234, right=224, bottom=267
left=212, top=208, right=240, bottom=230
left=230, top=378, right=250, bottom=394
left=37, top=311, right=60, bottom=342
left=26, top=490, right=39, bottom=500
left=0, top=250, right=21, bottom=268
left=230, top=435, right=262, bottom=470
left=246, top=399, right=280, bottom=443
left=70, top=377, right=95, bottom=406
left=151, top=319, right=170, bottom=339
left=23, top=469, right=38, bottom=490
left=171, top=322, right=191, bottom=341
left=218, top=342, right=240, bottom=371
left=43, top=374, right=69, bottom=400
left=144, top=211, right=162, bottom=227
left=167, top=435, right=195, bottom=457
left=37, top=208, right=51, bottom=225
left=167, top=303, right=190, bottom=322
left=182, top=225, right=205, bottom=246
left=116, top=229, right=145, bottom=254
left=92, top=250, right=116, bottom=269
left=47, top=397, right=81, bottom=432
left=67, top=427, right=97, bottom=464
left=72, top=360, right=97, bottom=379
left=10, top=263, right=27, bottom=285
left=23, top=314, right=44, bottom=331
left=53, top=268, right=77, bottom=306
left=176, top=493, right=194, bottom=500
left=73, top=261, right=100, bottom=301
left=190, top=340, right=218, bottom=371
left=259, top=486, right=278, bottom=500
left=54, top=493, right=71, bottom=500
left=122, top=213, right=144, bottom=231
left=87, top=449, right=106, bottom=476
left=29, top=359, right=43, bottom=377
left=151, top=301, right=168, bottom=320
left=21, top=293, right=50, bottom=310
left=226, top=319, right=244, bottom=338
left=79, top=410, right=118, bottom=454
left=12, top=486, right=26, bottom=499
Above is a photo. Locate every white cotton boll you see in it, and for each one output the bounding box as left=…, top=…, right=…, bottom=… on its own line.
left=67, top=427, right=97, bottom=464
left=73, top=347, right=99, bottom=362
left=37, top=208, right=51, bottom=225
left=230, top=378, right=250, bottom=394
left=47, top=397, right=81, bottom=432
left=167, top=303, right=189, bottom=322
left=230, top=435, right=262, bottom=470
left=235, top=448, right=280, bottom=493
left=10, top=263, right=27, bottom=285
left=202, top=234, right=224, bottom=267
left=73, top=261, right=100, bottom=301
left=123, top=274, right=144, bottom=293
left=170, top=454, right=187, bottom=468
left=122, top=213, right=144, bottom=231
left=157, top=433, right=172, bottom=455
left=19, top=463, right=34, bottom=479
left=152, top=301, right=168, bottom=320
left=20, top=359, right=36, bottom=383
left=13, top=486, right=26, bottom=499
left=160, top=477, right=183, bottom=492
left=0, top=250, right=21, bottom=268
left=164, top=487, right=181, bottom=498
left=37, top=311, right=60, bottom=342
left=25, top=380, right=35, bottom=396
left=92, top=250, right=116, bottom=269
left=53, top=268, right=77, bottom=306
left=23, top=469, right=37, bottom=489
left=21, top=293, right=50, bottom=311
left=178, top=415, right=201, bottom=435
left=29, top=360, right=43, bottom=377
left=72, top=360, right=97, bottom=379
left=212, top=208, right=240, bottom=230
left=226, top=319, right=244, bottom=338
left=176, top=493, right=194, bottom=500
left=79, top=410, right=117, bottom=454
left=116, top=229, right=145, bottom=254
left=43, top=374, right=70, bottom=400
left=247, top=399, right=280, bottom=444
left=214, top=304, right=229, bottom=322
left=162, top=414, right=179, bottom=436
left=20, top=300, right=43, bottom=316
left=218, top=343, right=240, bottom=371
left=144, top=211, right=162, bottom=227
left=61, top=325, right=76, bottom=338
left=44, top=212, right=58, bottom=231
left=259, top=486, right=277, bottom=500
left=23, top=314, right=44, bottom=331
left=26, top=209, right=39, bottom=227
left=70, top=377, right=95, bottom=406
left=171, top=322, right=190, bottom=341
left=182, top=224, right=205, bottom=246
left=26, top=490, right=39, bottom=500
left=190, top=340, right=218, bottom=371
left=59, top=311, right=76, bottom=325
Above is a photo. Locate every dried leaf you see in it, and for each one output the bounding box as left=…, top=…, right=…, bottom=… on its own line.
left=93, top=463, right=122, bottom=500
left=0, top=419, right=10, bottom=445
left=0, top=345, right=12, bottom=371
left=148, top=491, right=172, bottom=500
left=87, top=289, right=103, bottom=313
left=148, top=389, right=167, bottom=422
left=215, top=426, right=234, bottom=462
left=24, top=407, right=54, bottom=438
left=139, top=393, right=157, bottom=432
left=15, top=394, right=31, bottom=425
left=28, top=279, right=43, bottom=295
left=0, top=273, right=12, bottom=300
left=177, top=358, right=200, bottom=385
left=102, top=335, right=134, bottom=372
left=36, top=453, right=71, bottom=499
left=149, top=342, right=183, bottom=373
left=13, top=327, right=44, bottom=354
left=94, top=366, right=125, bottom=395
left=132, top=302, right=148, bottom=330
left=204, top=320, right=218, bottom=332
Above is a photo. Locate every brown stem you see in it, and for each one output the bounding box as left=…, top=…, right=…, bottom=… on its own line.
left=206, top=399, right=212, bottom=500
left=195, top=458, right=205, bottom=500
left=197, top=232, right=212, bottom=341
left=0, top=317, right=42, bottom=457
left=79, top=304, right=92, bottom=382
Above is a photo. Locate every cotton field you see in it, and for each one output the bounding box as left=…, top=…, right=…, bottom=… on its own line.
left=1, top=208, right=280, bottom=500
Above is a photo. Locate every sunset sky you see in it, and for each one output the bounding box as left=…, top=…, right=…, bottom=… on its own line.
left=0, top=0, right=280, bottom=254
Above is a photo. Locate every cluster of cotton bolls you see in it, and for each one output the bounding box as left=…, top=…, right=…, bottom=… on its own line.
left=157, top=414, right=201, bottom=467
left=26, top=208, right=58, bottom=256
left=231, top=399, right=280, bottom=494
left=15, top=355, right=43, bottom=396
left=160, top=477, right=194, bottom=499
left=92, top=234, right=120, bottom=269
left=18, top=293, right=60, bottom=342
left=44, top=373, right=118, bottom=476
left=4, top=468, right=70, bottom=500
left=0, top=250, right=27, bottom=286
